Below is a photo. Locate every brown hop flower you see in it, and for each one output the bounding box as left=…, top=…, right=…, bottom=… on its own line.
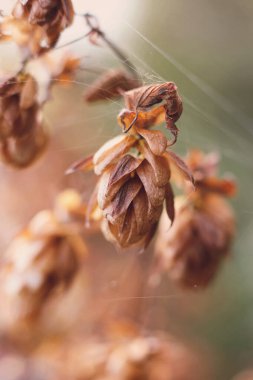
left=1, top=121, right=48, bottom=168
left=12, top=0, right=74, bottom=49
left=84, top=69, right=141, bottom=102
left=68, top=82, right=191, bottom=250
left=69, top=136, right=192, bottom=251
left=0, top=74, right=38, bottom=139
left=0, top=73, right=48, bottom=167
left=154, top=150, right=236, bottom=288
left=0, top=189, right=88, bottom=321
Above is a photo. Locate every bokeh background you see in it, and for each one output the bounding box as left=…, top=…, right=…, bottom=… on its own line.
left=1, top=1, right=253, bottom=379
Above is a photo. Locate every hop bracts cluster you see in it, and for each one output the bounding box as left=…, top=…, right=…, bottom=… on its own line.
left=154, top=150, right=236, bottom=288
left=0, top=190, right=88, bottom=321
left=69, top=83, right=193, bottom=250
left=0, top=73, right=47, bottom=167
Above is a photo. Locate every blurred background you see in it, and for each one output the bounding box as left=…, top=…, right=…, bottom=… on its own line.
left=0, top=0, right=253, bottom=379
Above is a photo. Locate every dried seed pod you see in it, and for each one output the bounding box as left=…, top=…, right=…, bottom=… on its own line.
left=154, top=150, right=236, bottom=288
left=69, top=80, right=191, bottom=249
left=0, top=122, right=48, bottom=168
left=74, top=133, right=193, bottom=250
left=0, top=190, right=88, bottom=321
left=0, top=73, right=50, bottom=167
left=84, top=69, right=141, bottom=102
left=155, top=195, right=235, bottom=288
left=12, top=0, right=74, bottom=50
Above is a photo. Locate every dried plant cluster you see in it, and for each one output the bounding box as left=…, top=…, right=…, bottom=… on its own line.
left=0, top=190, right=88, bottom=323
left=0, top=73, right=48, bottom=167
left=0, top=1, right=238, bottom=379
left=154, top=150, right=236, bottom=287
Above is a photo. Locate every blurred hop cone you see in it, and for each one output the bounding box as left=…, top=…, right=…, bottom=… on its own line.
left=72, top=82, right=193, bottom=250
left=0, top=189, right=88, bottom=329
left=0, top=73, right=48, bottom=168
left=89, top=133, right=176, bottom=250
left=84, top=68, right=141, bottom=102
left=154, top=150, right=236, bottom=288
left=12, top=0, right=74, bottom=52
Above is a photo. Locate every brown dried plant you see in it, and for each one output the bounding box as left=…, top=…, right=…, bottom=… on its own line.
left=0, top=2, right=238, bottom=379
left=12, top=0, right=74, bottom=53
left=84, top=68, right=141, bottom=102
left=69, top=83, right=193, bottom=250
left=154, top=150, right=236, bottom=288
left=0, top=73, right=48, bottom=167
left=0, top=189, right=88, bottom=322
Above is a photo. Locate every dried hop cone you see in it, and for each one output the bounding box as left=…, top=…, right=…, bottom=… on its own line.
left=0, top=73, right=48, bottom=167
left=0, top=190, right=88, bottom=321
left=12, top=0, right=74, bottom=50
left=69, top=82, right=192, bottom=250
left=154, top=150, right=236, bottom=288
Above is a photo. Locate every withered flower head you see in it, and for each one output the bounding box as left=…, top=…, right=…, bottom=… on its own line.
left=84, top=69, right=141, bottom=102
left=68, top=80, right=191, bottom=250
left=0, top=73, right=48, bottom=167
left=0, top=189, right=88, bottom=321
left=12, top=0, right=74, bottom=49
left=1, top=121, right=48, bottom=168
left=69, top=125, right=192, bottom=251
left=0, top=73, right=38, bottom=139
left=154, top=150, right=236, bottom=288
left=185, top=149, right=236, bottom=196
left=119, top=82, right=183, bottom=143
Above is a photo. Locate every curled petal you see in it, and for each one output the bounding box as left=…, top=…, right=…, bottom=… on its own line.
left=124, top=84, right=168, bottom=111
left=137, top=161, right=165, bottom=207
left=165, top=183, right=175, bottom=225
left=132, top=190, right=149, bottom=235
left=66, top=155, right=94, bottom=174
left=140, top=142, right=170, bottom=186
left=104, top=178, right=142, bottom=223
left=138, top=128, right=167, bottom=156
left=93, top=134, right=136, bottom=175
left=108, top=154, right=143, bottom=187
left=98, top=168, right=134, bottom=211
left=164, top=151, right=194, bottom=187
